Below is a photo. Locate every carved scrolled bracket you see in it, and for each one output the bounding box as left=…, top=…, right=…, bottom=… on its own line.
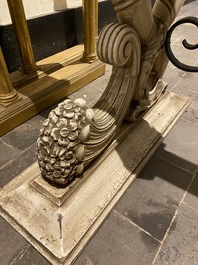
left=126, top=21, right=168, bottom=121
left=123, top=0, right=186, bottom=121
left=36, top=22, right=141, bottom=186
left=37, top=0, right=186, bottom=186
left=97, top=23, right=140, bottom=72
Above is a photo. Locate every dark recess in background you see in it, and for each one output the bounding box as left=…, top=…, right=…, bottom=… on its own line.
left=0, top=1, right=116, bottom=73
left=0, top=0, right=193, bottom=72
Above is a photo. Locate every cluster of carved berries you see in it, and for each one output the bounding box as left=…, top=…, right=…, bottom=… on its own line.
left=36, top=98, right=94, bottom=186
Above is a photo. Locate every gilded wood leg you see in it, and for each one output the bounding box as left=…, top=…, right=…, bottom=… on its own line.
left=0, top=47, right=18, bottom=104
left=7, top=0, right=38, bottom=74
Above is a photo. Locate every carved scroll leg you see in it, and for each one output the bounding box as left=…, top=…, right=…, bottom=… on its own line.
left=36, top=22, right=141, bottom=186
left=125, top=0, right=186, bottom=121
left=151, top=0, right=186, bottom=77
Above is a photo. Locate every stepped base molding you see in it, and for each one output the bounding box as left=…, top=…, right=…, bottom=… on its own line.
left=0, top=92, right=189, bottom=265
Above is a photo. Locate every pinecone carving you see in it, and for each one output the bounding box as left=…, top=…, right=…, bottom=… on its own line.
left=36, top=98, right=94, bottom=186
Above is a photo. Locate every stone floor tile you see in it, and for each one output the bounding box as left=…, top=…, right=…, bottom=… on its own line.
left=1, top=116, right=43, bottom=151
left=38, top=102, right=60, bottom=121
left=0, top=140, right=19, bottom=169
left=183, top=100, right=198, bottom=125
left=0, top=144, right=37, bottom=188
left=115, top=156, right=193, bottom=241
left=184, top=172, right=198, bottom=211
left=172, top=72, right=198, bottom=97
left=189, top=23, right=198, bottom=38
left=12, top=245, right=51, bottom=265
left=0, top=216, right=28, bottom=265
left=163, top=64, right=185, bottom=92
left=179, top=0, right=198, bottom=16
left=155, top=119, right=198, bottom=172
left=154, top=203, right=198, bottom=265
left=74, top=211, right=160, bottom=265
left=173, top=82, right=198, bottom=125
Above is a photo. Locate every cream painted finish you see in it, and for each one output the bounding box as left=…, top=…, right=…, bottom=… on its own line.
left=0, top=92, right=189, bottom=264
left=37, top=0, right=185, bottom=186
left=0, top=1, right=189, bottom=264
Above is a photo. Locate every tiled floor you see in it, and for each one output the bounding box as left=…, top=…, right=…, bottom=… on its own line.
left=0, top=1, right=198, bottom=264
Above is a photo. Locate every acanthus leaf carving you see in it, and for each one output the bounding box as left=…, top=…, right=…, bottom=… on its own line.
left=37, top=22, right=141, bottom=185
left=36, top=0, right=185, bottom=186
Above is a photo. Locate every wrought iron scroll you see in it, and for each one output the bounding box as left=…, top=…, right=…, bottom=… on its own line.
left=165, top=16, right=198, bottom=72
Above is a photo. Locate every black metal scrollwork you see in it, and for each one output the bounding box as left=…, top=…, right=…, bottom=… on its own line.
left=165, top=16, right=198, bottom=72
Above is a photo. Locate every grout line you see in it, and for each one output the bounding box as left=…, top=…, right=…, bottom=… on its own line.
left=0, top=144, right=36, bottom=171
left=113, top=209, right=162, bottom=244
left=152, top=205, right=182, bottom=264
left=178, top=174, right=195, bottom=208
left=11, top=245, right=31, bottom=265
left=118, top=239, right=138, bottom=257
left=181, top=116, right=198, bottom=126
left=183, top=202, right=198, bottom=214
left=0, top=138, right=18, bottom=150
left=84, top=257, right=94, bottom=265
left=0, top=156, right=18, bottom=171
left=151, top=172, right=196, bottom=264
left=154, top=154, right=196, bottom=175
left=180, top=116, right=198, bottom=127
left=168, top=76, right=185, bottom=92
left=151, top=210, right=178, bottom=265
left=188, top=89, right=198, bottom=95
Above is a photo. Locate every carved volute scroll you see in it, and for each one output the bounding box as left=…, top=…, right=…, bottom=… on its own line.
left=113, top=0, right=185, bottom=121
left=37, top=23, right=141, bottom=185
left=36, top=0, right=185, bottom=186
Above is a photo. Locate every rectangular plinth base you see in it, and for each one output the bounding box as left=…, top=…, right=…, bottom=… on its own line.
left=0, top=92, right=189, bottom=264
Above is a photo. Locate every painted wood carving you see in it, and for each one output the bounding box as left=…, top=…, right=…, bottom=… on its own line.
left=36, top=0, right=185, bottom=185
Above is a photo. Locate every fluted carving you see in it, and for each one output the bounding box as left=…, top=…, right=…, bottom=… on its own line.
left=37, top=0, right=185, bottom=186
left=37, top=22, right=141, bottom=185
left=120, top=0, right=185, bottom=121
